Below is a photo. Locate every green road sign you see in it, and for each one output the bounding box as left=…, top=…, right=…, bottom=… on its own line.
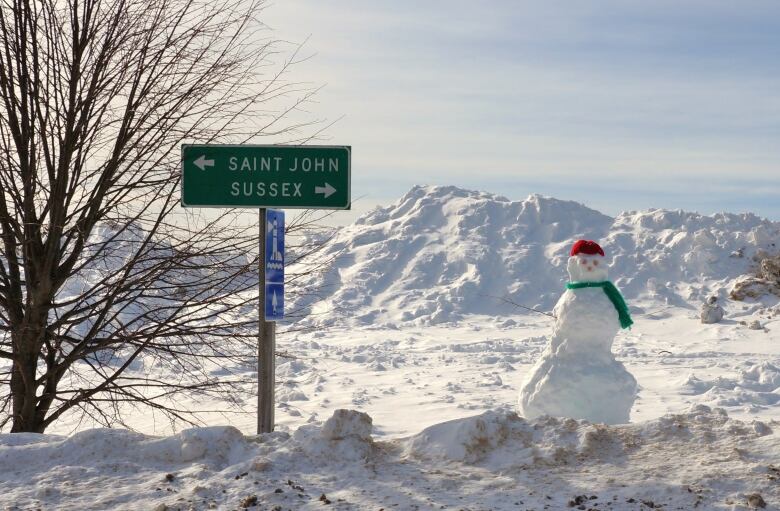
left=181, top=145, right=350, bottom=209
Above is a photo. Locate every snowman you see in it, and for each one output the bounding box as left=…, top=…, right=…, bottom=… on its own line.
left=518, top=240, right=637, bottom=424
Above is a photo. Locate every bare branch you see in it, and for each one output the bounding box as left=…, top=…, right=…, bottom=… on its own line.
left=0, top=0, right=328, bottom=433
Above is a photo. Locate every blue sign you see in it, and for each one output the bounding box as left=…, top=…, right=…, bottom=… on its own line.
left=264, top=209, right=284, bottom=320
left=265, top=283, right=284, bottom=321
left=265, top=210, right=284, bottom=283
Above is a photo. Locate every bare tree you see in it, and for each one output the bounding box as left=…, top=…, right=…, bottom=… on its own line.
left=0, top=0, right=327, bottom=433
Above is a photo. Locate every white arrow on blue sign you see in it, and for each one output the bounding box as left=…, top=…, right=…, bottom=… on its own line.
left=265, top=283, right=284, bottom=320
left=264, top=209, right=284, bottom=320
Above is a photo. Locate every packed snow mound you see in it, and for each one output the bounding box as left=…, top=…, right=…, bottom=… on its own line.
left=296, top=185, right=611, bottom=326
left=321, top=409, right=373, bottom=440
left=0, top=426, right=249, bottom=471
left=403, top=404, right=772, bottom=469
left=683, top=362, right=780, bottom=411
left=292, top=185, right=780, bottom=325
left=1, top=407, right=778, bottom=510
left=293, top=409, right=376, bottom=461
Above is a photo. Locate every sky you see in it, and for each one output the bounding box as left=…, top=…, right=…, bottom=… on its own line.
left=263, top=1, right=780, bottom=223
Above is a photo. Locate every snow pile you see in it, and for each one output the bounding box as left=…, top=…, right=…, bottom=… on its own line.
left=293, top=409, right=376, bottom=461
left=1, top=407, right=778, bottom=510
left=0, top=426, right=249, bottom=468
left=320, top=409, right=373, bottom=440
left=404, top=404, right=773, bottom=466
left=403, top=410, right=584, bottom=467
left=292, top=185, right=780, bottom=326
left=683, top=362, right=780, bottom=411
left=295, top=185, right=611, bottom=326
left=0, top=427, right=251, bottom=510
left=606, top=209, right=778, bottom=304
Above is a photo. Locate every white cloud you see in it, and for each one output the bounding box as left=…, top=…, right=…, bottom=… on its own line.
left=261, top=1, right=780, bottom=218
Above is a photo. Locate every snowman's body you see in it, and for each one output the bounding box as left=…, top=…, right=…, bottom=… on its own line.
left=518, top=246, right=637, bottom=424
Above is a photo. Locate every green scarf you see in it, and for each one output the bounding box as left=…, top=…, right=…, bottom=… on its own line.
left=565, top=280, right=634, bottom=329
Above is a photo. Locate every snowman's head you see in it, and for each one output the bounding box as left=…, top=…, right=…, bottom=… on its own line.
left=567, top=240, right=608, bottom=282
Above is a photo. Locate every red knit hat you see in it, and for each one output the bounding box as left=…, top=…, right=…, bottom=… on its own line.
left=570, top=239, right=604, bottom=257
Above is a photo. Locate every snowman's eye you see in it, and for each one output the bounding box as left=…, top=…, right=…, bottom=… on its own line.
left=593, top=260, right=599, bottom=266
left=580, top=259, right=587, bottom=265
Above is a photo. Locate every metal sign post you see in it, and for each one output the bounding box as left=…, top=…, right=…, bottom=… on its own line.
left=258, top=208, right=273, bottom=433
left=258, top=208, right=284, bottom=433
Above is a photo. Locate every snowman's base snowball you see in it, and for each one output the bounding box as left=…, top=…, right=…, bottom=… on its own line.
left=519, top=353, right=637, bottom=425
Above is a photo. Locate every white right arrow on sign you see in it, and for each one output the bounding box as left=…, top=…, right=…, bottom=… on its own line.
left=314, top=183, right=336, bottom=198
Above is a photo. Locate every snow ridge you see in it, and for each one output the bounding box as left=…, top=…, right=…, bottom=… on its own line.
left=293, top=185, right=780, bottom=326
left=1, top=407, right=777, bottom=510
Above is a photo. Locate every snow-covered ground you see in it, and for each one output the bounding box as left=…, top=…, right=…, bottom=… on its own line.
left=2, top=186, right=780, bottom=510
left=2, top=404, right=779, bottom=510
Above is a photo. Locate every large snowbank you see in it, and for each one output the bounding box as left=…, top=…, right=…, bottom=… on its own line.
left=292, top=185, right=780, bottom=326
left=1, top=407, right=778, bottom=510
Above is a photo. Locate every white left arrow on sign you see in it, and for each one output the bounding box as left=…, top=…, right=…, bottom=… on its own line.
left=194, top=155, right=215, bottom=171
left=314, top=183, right=336, bottom=198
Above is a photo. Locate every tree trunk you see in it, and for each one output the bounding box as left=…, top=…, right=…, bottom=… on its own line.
left=10, top=323, right=47, bottom=433
left=10, top=360, right=42, bottom=432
